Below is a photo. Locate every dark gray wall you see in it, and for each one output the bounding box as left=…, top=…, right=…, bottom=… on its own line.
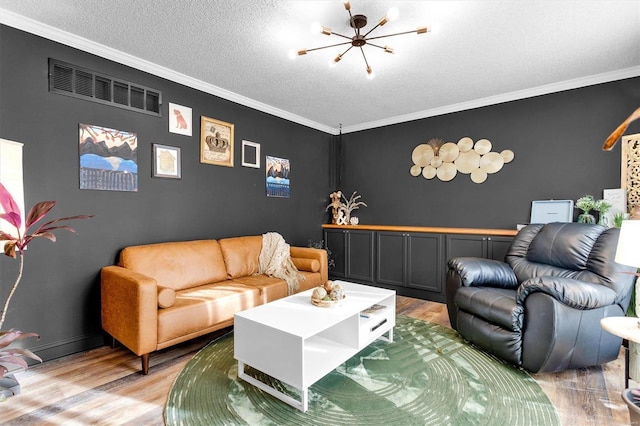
left=339, top=77, right=640, bottom=228
left=0, top=26, right=331, bottom=360
left=0, top=23, right=638, bottom=362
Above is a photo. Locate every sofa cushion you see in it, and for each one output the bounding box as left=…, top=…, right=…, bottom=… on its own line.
left=157, top=286, right=176, bottom=308
left=292, top=258, right=320, bottom=272
left=157, top=283, right=260, bottom=344
left=219, top=236, right=262, bottom=278
left=119, top=240, right=228, bottom=291
left=229, top=276, right=288, bottom=304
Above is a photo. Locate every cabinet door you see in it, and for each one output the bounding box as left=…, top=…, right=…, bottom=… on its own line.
left=376, top=231, right=406, bottom=287
left=445, top=234, right=488, bottom=260
left=324, top=230, right=346, bottom=279
left=346, top=230, right=375, bottom=283
left=487, top=236, right=513, bottom=262
left=407, top=233, right=443, bottom=292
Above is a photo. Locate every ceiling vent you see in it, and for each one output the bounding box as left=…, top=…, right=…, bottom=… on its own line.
left=49, top=59, right=161, bottom=116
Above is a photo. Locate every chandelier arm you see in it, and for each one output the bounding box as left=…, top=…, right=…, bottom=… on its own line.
left=366, top=42, right=388, bottom=50
left=304, top=41, right=354, bottom=53
left=362, top=22, right=383, bottom=38
left=331, top=31, right=354, bottom=41
left=367, top=29, right=425, bottom=41
left=359, top=46, right=371, bottom=69
left=340, top=45, right=355, bottom=56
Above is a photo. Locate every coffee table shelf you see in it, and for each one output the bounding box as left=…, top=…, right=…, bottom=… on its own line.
left=234, top=281, right=395, bottom=411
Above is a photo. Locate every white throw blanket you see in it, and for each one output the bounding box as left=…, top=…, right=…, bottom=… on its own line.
left=259, top=232, right=304, bottom=295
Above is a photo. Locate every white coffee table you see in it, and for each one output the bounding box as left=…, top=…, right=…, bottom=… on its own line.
left=234, top=280, right=395, bottom=412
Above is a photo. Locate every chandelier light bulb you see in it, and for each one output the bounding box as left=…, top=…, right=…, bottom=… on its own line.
left=288, top=49, right=297, bottom=60
left=343, top=1, right=351, bottom=11
left=310, top=22, right=323, bottom=34
left=387, top=7, right=399, bottom=21
left=366, top=66, right=375, bottom=79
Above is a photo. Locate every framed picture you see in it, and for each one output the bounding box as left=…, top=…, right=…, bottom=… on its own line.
left=153, top=144, right=181, bottom=179
left=168, top=103, right=192, bottom=136
left=266, top=155, right=290, bottom=198
left=200, top=116, right=234, bottom=167
left=242, top=140, right=260, bottom=168
left=79, top=123, right=138, bottom=192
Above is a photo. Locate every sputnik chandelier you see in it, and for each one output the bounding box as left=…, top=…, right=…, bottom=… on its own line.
left=293, top=1, right=428, bottom=78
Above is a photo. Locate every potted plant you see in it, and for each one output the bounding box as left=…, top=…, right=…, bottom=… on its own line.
left=575, top=195, right=596, bottom=224
left=0, top=183, right=92, bottom=399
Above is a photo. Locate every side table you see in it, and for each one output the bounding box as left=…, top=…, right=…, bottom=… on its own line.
left=600, top=316, right=640, bottom=388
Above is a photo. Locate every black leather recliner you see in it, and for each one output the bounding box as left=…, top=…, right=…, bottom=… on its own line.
left=446, top=222, right=636, bottom=373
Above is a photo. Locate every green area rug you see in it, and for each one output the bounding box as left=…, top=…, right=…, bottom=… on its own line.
left=165, top=316, right=560, bottom=425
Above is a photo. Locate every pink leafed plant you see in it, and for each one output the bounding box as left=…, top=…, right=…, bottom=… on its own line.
left=0, top=182, right=92, bottom=388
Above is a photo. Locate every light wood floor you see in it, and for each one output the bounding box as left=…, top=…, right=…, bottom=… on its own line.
left=0, top=296, right=631, bottom=425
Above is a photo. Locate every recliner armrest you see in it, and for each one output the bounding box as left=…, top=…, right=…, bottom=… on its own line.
left=516, top=276, right=618, bottom=310
left=448, top=257, right=518, bottom=289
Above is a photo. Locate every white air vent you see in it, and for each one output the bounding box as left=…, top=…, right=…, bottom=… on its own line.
left=49, top=59, right=162, bottom=116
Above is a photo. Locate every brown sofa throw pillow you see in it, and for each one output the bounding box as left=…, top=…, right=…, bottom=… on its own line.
left=259, top=232, right=304, bottom=295
left=292, top=257, right=320, bottom=273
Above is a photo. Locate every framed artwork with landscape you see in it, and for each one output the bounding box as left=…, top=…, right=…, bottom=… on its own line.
left=200, top=116, right=234, bottom=167
left=78, top=123, right=138, bottom=192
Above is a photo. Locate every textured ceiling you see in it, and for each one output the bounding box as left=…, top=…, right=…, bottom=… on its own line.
left=0, top=0, right=639, bottom=134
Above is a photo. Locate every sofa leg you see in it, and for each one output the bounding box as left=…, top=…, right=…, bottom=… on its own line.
left=141, top=354, right=150, bottom=375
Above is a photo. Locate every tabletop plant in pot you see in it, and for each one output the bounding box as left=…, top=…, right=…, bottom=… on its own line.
left=0, top=182, right=92, bottom=400
left=575, top=195, right=596, bottom=224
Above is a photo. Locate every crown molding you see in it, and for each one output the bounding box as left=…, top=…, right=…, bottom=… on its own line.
left=0, top=9, right=335, bottom=135
left=341, top=66, right=640, bottom=134
left=2, top=9, right=638, bottom=137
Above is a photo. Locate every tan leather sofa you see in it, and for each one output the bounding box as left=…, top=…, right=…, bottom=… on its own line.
left=101, top=235, right=328, bottom=374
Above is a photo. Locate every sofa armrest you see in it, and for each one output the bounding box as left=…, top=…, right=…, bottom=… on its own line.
left=447, top=257, right=518, bottom=289
left=101, top=265, right=158, bottom=356
left=516, top=276, right=618, bottom=310
left=290, top=246, right=328, bottom=284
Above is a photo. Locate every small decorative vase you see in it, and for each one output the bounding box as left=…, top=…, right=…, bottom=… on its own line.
left=578, top=212, right=596, bottom=224
left=598, top=214, right=609, bottom=227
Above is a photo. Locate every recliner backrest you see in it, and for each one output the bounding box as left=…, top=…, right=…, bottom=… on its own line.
left=506, top=223, right=633, bottom=299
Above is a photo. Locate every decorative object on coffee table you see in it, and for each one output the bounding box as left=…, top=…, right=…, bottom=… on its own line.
left=311, top=281, right=346, bottom=307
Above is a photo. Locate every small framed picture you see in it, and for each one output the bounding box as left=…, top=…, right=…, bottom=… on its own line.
left=152, top=144, right=181, bottom=179
left=200, top=116, right=234, bottom=167
left=168, top=103, right=192, bottom=136
left=242, top=140, right=260, bottom=168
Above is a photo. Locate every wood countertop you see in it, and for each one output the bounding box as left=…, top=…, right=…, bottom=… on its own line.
left=321, top=224, right=519, bottom=237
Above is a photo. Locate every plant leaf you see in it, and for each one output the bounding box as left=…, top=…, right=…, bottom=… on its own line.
left=0, top=211, right=21, bottom=229
left=0, top=331, right=20, bottom=349
left=24, top=201, right=56, bottom=229
left=0, top=183, right=21, bottom=219
left=0, top=230, right=16, bottom=241
left=2, top=241, right=16, bottom=258
left=0, top=355, right=29, bottom=371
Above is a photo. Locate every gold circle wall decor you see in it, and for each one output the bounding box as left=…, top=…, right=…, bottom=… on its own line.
left=422, top=165, right=437, bottom=179
left=410, top=137, right=515, bottom=183
left=455, top=151, right=480, bottom=174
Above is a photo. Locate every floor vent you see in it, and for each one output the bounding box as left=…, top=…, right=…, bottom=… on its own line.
left=49, top=59, right=162, bottom=116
